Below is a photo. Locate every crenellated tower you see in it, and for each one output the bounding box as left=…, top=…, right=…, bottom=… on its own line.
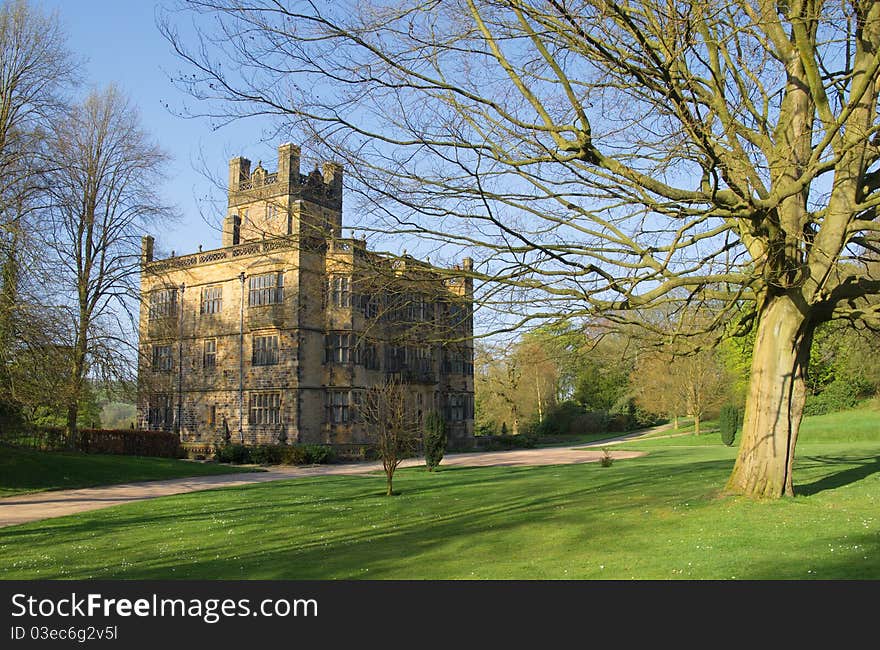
left=222, top=143, right=343, bottom=247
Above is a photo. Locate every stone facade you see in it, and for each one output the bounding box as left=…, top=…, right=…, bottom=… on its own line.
left=137, top=143, right=475, bottom=449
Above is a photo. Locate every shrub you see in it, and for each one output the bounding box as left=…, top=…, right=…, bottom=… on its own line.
left=484, top=433, right=537, bottom=450
left=571, top=410, right=610, bottom=435
left=474, top=421, right=497, bottom=437
left=25, top=427, right=181, bottom=457
left=719, top=404, right=739, bottom=446
left=599, top=447, right=614, bottom=467
left=530, top=401, right=588, bottom=436
left=215, top=444, right=251, bottom=464
left=279, top=445, right=307, bottom=465
left=301, top=444, right=336, bottom=464
left=250, top=444, right=283, bottom=465
left=424, top=410, right=447, bottom=471
left=804, top=379, right=861, bottom=416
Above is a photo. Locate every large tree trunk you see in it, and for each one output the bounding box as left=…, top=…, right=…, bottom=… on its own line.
left=726, top=295, right=814, bottom=498
left=693, top=413, right=701, bottom=436
left=66, top=314, right=89, bottom=444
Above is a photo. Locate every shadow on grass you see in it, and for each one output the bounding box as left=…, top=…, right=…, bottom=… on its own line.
left=794, top=455, right=880, bottom=497
left=0, top=457, right=737, bottom=579
left=15, top=447, right=880, bottom=579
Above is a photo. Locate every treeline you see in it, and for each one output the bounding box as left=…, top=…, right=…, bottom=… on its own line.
left=0, top=1, right=169, bottom=436
left=476, top=319, right=880, bottom=438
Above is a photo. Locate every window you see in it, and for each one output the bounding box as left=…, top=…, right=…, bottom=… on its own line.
left=443, top=301, right=470, bottom=333
left=207, top=404, right=217, bottom=427
left=147, top=394, right=173, bottom=429
left=446, top=393, right=471, bottom=422
left=329, top=275, right=351, bottom=308
left=148, top=289, right=177, bottom=320
left=152, top=344, right=172, bottom=372
left=266, top=203, right=276, bottom=220
left=326, top=390, right=350, bottom=424
left=361, top=341, right=380, bottom=370
left=325, top=333, right=353, bottom=364
left=232, top=215, right=241, bottom=245
left=406, top=294, right=430, bottom=322
left=411, top=347, right=432, bottom=374
left=385, top=345, right=406, bottom=372
left=253, top=334, right=279, bottom=366
left=249, top=392, right=280, bottom=424
left=443, top=347, right=473, bottom=375
left=248, top=272, right=283, bottom=306
left=360, top=294, right=380, bottom=319
left=203, top=339, right=217, bottom=369
left=200, top=286, right=222, bottom=314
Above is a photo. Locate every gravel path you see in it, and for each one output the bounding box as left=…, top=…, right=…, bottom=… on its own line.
left=0, top=428, right=660, bottom=528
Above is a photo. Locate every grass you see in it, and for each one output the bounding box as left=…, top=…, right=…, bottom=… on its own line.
left=0, top=446, right=258, bottom=498
left=1, top=403, right=878, bottom=580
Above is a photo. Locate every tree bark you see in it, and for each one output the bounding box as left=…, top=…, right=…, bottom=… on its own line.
left=66, top=303, right=90, bottom=441
left=693, top=413, right=701, bottom=436
left=726, top=295, right=813, bottom=498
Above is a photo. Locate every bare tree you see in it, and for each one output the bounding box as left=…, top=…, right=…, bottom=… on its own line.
left=0, top=0, right=74, bottom=409
left=633, top=349, right=730, bottom=435
left=360, top=377, right=420, bottom=495
left=43, top=86, right=171, bottom=437
left=164, top=2, right=880, bottom=498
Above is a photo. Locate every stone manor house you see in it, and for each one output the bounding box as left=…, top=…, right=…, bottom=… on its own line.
left=137, top=143, right=475, bottom=450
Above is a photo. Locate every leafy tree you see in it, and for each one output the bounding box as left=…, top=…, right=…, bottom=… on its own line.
left=423, top=410, right=447, bottom=471
left=166, top=2, right=880, bottom=498
left=573, top=358, right=630, bottom=413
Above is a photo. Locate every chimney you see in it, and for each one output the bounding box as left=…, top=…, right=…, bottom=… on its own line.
left=141, top=235, right=154, bottom=263
left=322, top=161, right=343, bottom=191
left=228, top=156, right=251, bottom=192
left=278, top=143, right=301, bottom=186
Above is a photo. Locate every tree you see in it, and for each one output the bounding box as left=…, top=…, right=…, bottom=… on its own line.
left=719, top=404, right=739, bottom=447
left=424, top=409, right=447, bottom=471
left=475, top=343, right=525, bottom=435
left=43, top=86, right=170, bottom=438
left=475, top=334, right=562, bottom=433
left=165, top=2, right=880, bottom=498
left=633, top=309, right=733, bottom=433
left=632, top=353, right=688, bottom=431
left=0, top=0, right=74, bottom=417
left=360, top=378, right=421, bottom=495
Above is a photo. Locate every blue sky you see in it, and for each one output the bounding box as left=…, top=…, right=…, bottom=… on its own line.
left=39, top=0, right=281, bottom=256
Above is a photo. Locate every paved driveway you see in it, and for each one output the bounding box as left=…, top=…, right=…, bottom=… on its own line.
left=0, top=431, right=654, bottom=528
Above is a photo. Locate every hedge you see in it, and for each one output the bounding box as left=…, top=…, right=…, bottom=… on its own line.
left=4, top=427, right=181, bottom=458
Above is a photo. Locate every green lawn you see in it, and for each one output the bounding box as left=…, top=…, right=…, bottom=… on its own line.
left=0, top=446, right=258, bottom=498
left=1, top=405, right=878, bottom=579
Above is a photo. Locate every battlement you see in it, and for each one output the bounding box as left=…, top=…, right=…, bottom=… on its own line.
left=228, top=143, right=343, bottom=211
